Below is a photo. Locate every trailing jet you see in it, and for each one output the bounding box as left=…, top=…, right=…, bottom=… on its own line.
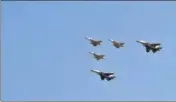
left=85, top=36, right=102, bottom=47
left=91, top=69, right=116, bottom=81
left=136, top=40, right=162, bottom=53
left=89, top=52, right=105, bottom=61
left=108, top=39, right=124, bottom=48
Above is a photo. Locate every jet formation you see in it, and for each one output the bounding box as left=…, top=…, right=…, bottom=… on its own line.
left=85, top=36, right=162, bottom=81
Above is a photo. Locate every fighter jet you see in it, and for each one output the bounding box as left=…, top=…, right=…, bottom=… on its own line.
left=89, top=52, right=105, bottom=61
left=85, top=36, right=102, bottom=47
left=108, top=39, right=125, bottom=48
left=91, top=69, right=116, bottom=81
left=136, top=40, right=162, bottom=53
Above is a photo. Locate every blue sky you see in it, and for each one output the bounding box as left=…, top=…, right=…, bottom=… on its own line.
left=2, top=1, right=176, bottom=101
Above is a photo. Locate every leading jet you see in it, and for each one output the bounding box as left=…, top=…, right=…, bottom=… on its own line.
left=91, top=69, right=116, bottom=81
left=85, top=36, right=102, bottom=47
left=108, top=39, right=125, bottom=48
left=89, top=52, right=105, bottom=61
left=136, top=40, right=162, bottom=53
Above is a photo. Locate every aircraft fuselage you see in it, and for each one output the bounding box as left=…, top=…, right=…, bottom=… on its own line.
left=85, top=37, right=102, bottom=46
left=91, top=70, right=116, bottom=81
left=89, top=52, right=105, bottom=60
left=137, top=40, right=162, bottom=53
left=108, top=39, right=124, bottom=48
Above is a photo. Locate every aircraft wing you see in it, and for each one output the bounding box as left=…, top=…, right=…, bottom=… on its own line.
left=100, top=75, right=105, bottom=80
left=104, top=72, right=114, bottom=76
left=146, top=46, right=150, bottom=52
left=92, top=43, right=97, bottom=46
left=100, top=55, right=105, bottom=57
left=98, top=40, right=102, bottom=43
left=95, top=57, right=101, bottom=60
left=151, top=43, right=161, bottom=46
left=152, top=49, right=157, bottom=53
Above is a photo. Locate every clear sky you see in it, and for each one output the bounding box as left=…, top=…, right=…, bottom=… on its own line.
left=2, top=1, right=176, bottom=101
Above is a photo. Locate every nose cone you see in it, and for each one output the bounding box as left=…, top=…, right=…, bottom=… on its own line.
left=136, top=40, right=147, bottom=44
left=85, top=36, right=91, bottom=40
left=89, top=52, right=94, bottom=54
left=136, top=40, right=140, bottom=43
left=108, top=39, right=113, bottom=42
left=136, top=40, right=143, bottom=43
left=91, top=69, right=100, bottom=73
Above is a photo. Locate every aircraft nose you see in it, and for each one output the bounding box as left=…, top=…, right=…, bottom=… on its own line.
left=91, top=70, right=100, bottom=73
left=89, top=52, right=94, bottom=54
left=91, top=70, right=97, bottom=73
left=136, top=40, right=140, bottom=43
left=85, top=36, right=91, bottom=40
left=90, top=70, right=95, bottom=72
left=108, top=39, right=113, bottom=42
left=85, top=37, right=88, bottom=39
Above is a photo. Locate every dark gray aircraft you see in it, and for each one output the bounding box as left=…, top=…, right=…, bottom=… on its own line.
left=85, top=36, right=102, bottom=47
left=136, top=40, right=162, bottom=53
left=91, top=70, right=116, bottom=81
left=89, top=52, right=105, bottom=61
left=108, top=39, right=124, bottom=48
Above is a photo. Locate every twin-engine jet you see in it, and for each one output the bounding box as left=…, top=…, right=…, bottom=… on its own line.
left=91, top=70, right=116, bottom=81
left=85, top=36, right=102, bottom=47
left=136, top=40, right=162, bottom=53
left=108, top=39, right=125, bottom=48
left=89, top=52, right=105, bottom=61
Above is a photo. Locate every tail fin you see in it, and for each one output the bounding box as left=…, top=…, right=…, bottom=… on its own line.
left=120, top=43, right=125, bottom=47
left=121, top=43, right=124, bottom=45
left=152, top=49, right=157, bottom=53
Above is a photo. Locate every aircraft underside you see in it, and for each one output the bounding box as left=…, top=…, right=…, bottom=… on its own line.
left=145, top=46, right=160, bottom=53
